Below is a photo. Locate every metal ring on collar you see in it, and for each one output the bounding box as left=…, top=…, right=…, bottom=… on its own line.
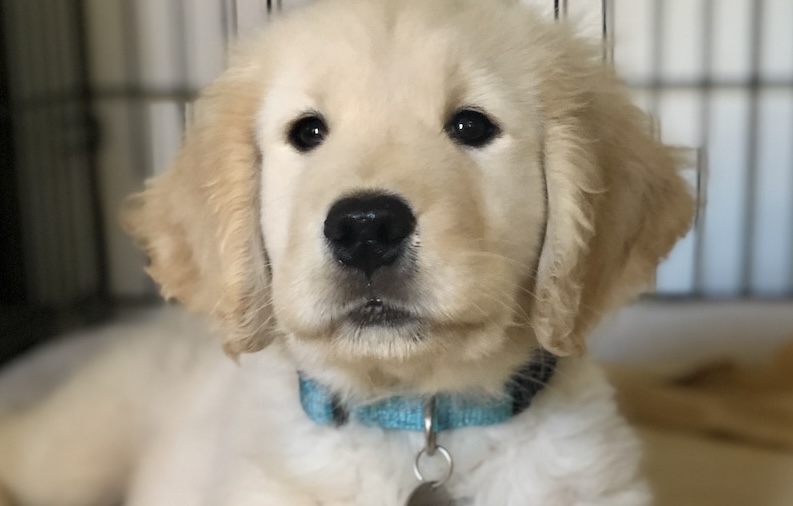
left=413, top=445, right=453, bottom=486
left=423, top=397, right=437, bottom=456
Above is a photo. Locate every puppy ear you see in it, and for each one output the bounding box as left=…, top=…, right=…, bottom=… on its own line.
left=531, top=56, right=695, bottom=356
left=124, top=58, right=274, bottom=358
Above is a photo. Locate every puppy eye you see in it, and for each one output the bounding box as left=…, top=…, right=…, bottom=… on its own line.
left=288, top=115, right=328, bottom=152
left=444, top=109, right=500, bottom=148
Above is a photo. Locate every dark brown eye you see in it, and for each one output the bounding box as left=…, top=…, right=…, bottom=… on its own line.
left=288, top=115, right=328, bottom=152
left=445, top=109, right=500, bottom=148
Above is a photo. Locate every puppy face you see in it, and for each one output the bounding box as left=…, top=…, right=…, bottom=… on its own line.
left=126, top=0, right=695, bottom=397
left=258, top=0, right=547, bottom=393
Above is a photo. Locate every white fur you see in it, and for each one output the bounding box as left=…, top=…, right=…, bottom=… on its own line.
left=1, top=307, right=649, bottom=505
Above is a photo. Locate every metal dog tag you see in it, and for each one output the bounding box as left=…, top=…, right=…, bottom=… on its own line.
left=406, top=481, right=455, bottom=506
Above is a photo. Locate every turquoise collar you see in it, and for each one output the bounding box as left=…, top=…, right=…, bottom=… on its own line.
left=298, top=350, right=558, bottom=432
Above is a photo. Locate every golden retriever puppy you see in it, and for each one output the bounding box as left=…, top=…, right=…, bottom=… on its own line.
left=0, top=0, right=694, bottom=504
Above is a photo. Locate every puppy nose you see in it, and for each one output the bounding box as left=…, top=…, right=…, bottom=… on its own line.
left=324, top=193, right=416, bottom=276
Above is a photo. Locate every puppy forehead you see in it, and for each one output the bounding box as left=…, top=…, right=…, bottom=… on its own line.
left=261, top=0, right=526, bottom=121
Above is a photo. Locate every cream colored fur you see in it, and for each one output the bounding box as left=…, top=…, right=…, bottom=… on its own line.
left=0, top=0, right=694, bottom=504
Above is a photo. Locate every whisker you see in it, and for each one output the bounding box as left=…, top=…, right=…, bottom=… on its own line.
left=455, top=250, right=526, bottom=267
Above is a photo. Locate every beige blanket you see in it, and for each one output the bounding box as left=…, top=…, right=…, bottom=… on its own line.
left=610, top=339, right=793, bottom=451
left=609, top=340, right=793, bottom=505
left=610, top=341, right=793, bottom=506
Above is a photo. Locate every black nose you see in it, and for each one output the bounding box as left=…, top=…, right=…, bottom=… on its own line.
left=324, top=193, right=416, bottom=276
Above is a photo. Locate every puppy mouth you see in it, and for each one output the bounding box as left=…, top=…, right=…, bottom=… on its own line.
left=346, top=298, right=418, bottom=328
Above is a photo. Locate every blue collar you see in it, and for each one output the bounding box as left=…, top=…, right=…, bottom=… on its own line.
left=298, top=350, right=558, bottom=432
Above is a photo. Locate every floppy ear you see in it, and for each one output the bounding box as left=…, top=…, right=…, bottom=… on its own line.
left=531, top=51, right=695, bottom=356
left=124, top=57, right=274, bottom=358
